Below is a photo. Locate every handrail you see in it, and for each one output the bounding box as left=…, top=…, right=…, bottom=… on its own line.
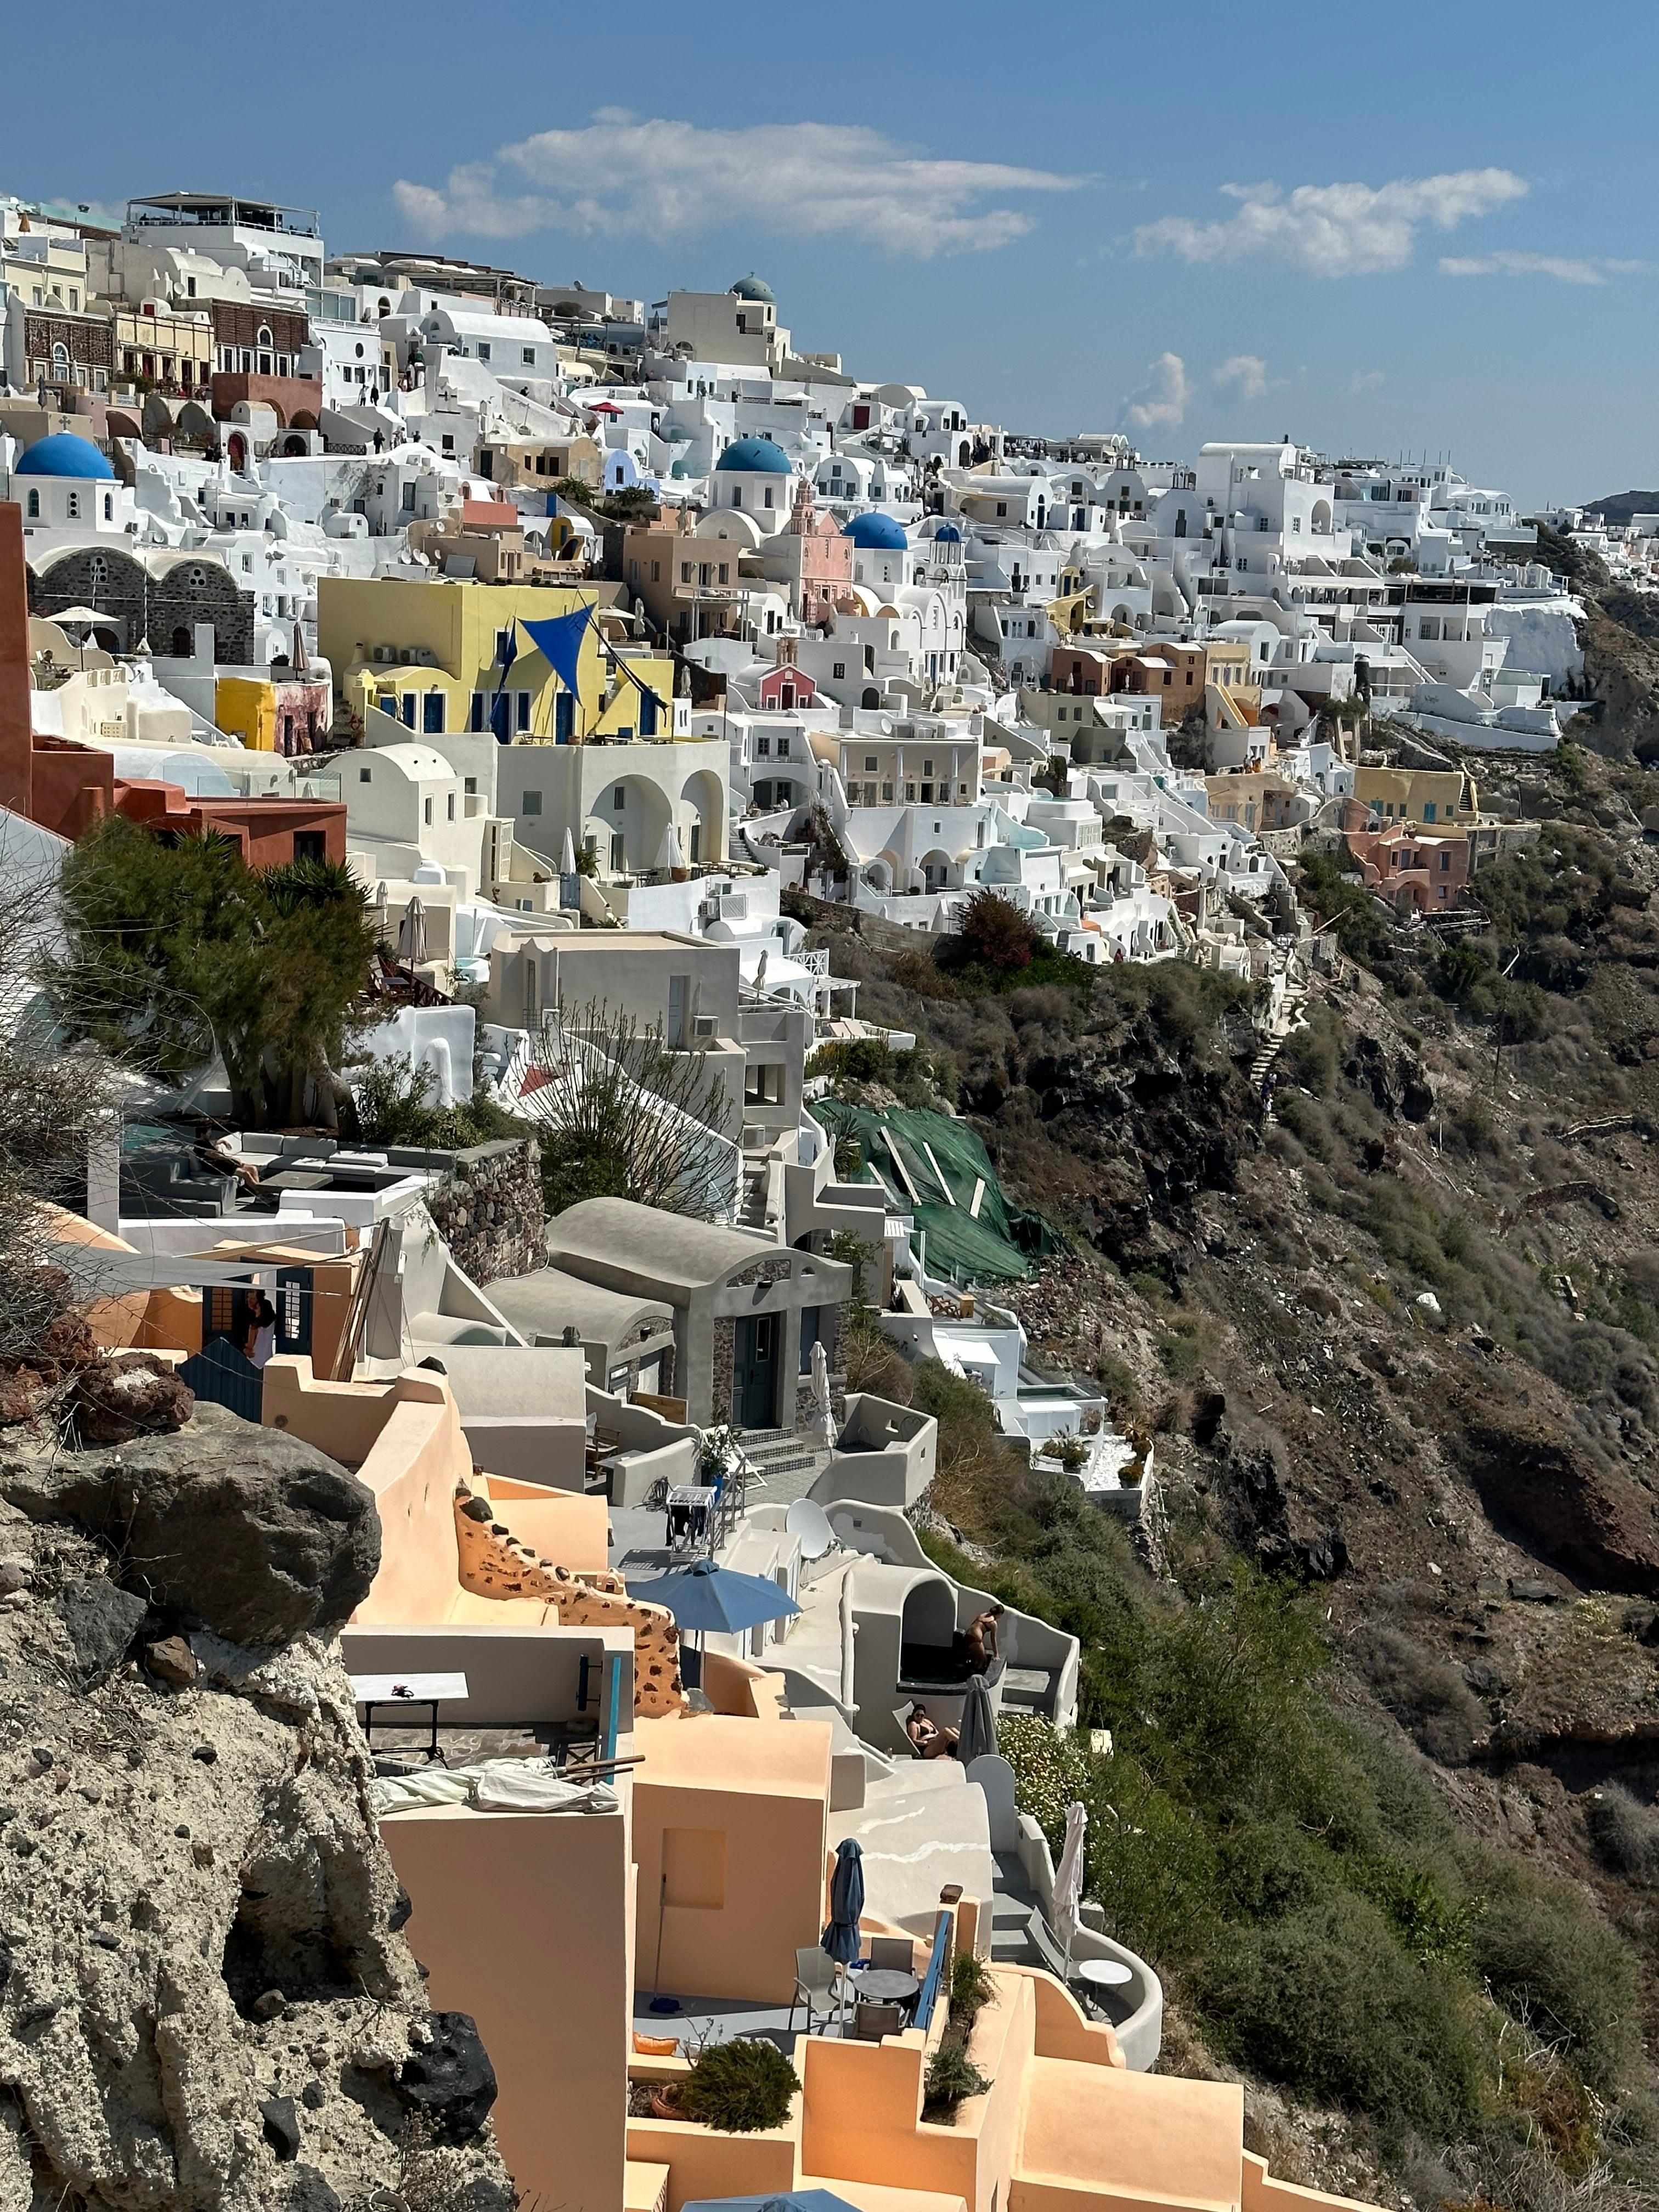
left=912, top=1914, right=952, bottom=2034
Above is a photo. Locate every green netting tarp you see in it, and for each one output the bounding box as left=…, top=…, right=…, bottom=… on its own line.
left=812, top=1101, right=1060, bottom=1284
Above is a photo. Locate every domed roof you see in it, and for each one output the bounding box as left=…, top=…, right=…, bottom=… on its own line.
left=730, top=273, right=775, bottom=304
left=15, top=431, right=115, bottom=481
left=715, top=436, right=792, bottom=475
left=933, top=522, right=962, bottom=543
left=843, top=511, right=909, bottom=551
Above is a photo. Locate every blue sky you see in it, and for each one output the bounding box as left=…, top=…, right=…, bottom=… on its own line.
left=10, top=0, right=1658, bottom=505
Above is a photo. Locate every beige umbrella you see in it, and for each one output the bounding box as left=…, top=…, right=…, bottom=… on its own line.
left=810, top=1337, right=836, bottom=1449
left=397, top=896, right=427, bottom=965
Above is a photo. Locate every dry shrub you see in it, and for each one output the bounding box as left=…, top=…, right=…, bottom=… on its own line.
left=1351, top=1625, right=1485, bottom=1765
left=1585, top=1784, right=1659, bottom=1882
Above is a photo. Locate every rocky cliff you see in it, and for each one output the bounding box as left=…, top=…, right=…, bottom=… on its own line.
left=0, top=1403, right=511, bottom=2212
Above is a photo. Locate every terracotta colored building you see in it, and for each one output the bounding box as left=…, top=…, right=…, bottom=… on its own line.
left=1344, top=822, right=1472, bottom=912
left=1, top=498, right=343, bottom=864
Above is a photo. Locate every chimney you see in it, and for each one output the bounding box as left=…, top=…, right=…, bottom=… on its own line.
left=0, top=502, right=32, bottom=819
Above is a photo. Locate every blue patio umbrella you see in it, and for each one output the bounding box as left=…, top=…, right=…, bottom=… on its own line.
left=682, top=2196, right=865, bottom=2212
left=629, top=1556, right=802, bottom=1637
left=821, top=1837, right=865, bottom=2030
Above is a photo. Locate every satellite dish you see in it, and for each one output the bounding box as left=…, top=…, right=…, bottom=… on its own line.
left=786, top=1497, right=836, bottom=1561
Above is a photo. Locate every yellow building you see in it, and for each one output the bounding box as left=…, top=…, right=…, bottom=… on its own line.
left=318, top=574, right=683, bottom=746
left=1355, top=763, right=1478, bottom=827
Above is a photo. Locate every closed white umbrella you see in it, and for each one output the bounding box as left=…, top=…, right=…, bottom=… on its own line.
left=559, top=827, right=578, bottom=875
left=657, top=822, right=685, bottom=873
left=810, top=1336, right=836, bottom=1449
left=1053, top=1799, right=1088, bottom=1975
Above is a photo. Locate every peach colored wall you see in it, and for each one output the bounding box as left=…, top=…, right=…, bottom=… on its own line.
left=1022, top=1968, right=1124, bottom=2069
left=802, top=1968, right=1024, bottom=2212
left=264, top=1357, right=401, bottom=1465
left=479, top=1481, right=612, bottom=1575
left=1013, top=2061, right=1246, bottom=2212
left=632, top=1715, right=832, bottom=2004
left=702, top=1650, right=788, bottom=1719
left=1242, top=2152, right=1383, bottom=2212
left=625, top=2112, right=800, bottom=2212
left=134, top=1285, right=202, bottom=1353
left=383, top=1801, right=633, bottom=2212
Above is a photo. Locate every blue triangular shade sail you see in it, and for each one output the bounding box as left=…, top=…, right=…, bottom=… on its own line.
left=628, top=1556, right=802, bottom=1634
left=519, top=607, right=594, bottom=701
left=683, top=2197, right=865, bottom=2212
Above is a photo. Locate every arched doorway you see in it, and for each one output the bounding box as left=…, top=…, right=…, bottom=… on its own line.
left=227, top=432, right=247, bottom=472
left=171, top=625, right=193, bottom=658
left=680, top=767, right=725, bottom=870
left=861, top=686, right=881, bottom=710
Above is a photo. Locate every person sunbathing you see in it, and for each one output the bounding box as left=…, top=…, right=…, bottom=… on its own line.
left=906, top=1703, right=959, bottom=1760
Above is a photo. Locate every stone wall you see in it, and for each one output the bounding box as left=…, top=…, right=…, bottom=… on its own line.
left=711, top=1316, right=736, bottom=1426
left=427, top=1138, right=543, bottom=1287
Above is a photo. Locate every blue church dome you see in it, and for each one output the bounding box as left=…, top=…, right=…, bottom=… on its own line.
left=730, top=273, right=776, bottom=304
left=15, top=431, right=115, bottom=480
left=932, top=522, right=962, bottom=543
left=843, top=512, right=908, bottom=550
left=715, top=436, right=792, bottom=474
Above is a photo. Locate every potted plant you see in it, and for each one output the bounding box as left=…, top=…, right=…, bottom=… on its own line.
left=675, top=2038, right=800, bottom=2133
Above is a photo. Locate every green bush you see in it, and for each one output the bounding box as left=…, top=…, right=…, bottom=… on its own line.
left=1465, top=1848, right=1641, bottom=2090
left=678, top=2038, right=800, bottom=2132
left=923, top=2039, right=990, bottom=2118
left=1201, top=1894, right=1485, bottom=2137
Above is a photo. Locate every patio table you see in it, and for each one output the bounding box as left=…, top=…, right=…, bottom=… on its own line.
left=854, top=1968, right=921, bottom=2005
left=1075, top=1958, right=1133, bottom=1992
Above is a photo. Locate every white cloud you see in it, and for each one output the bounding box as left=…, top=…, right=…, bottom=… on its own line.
left=394, top=115, right=1083, bottom=258
left=1350, top=370, right=1385, bottom=393
left=1135, top=170, right=1528, bottom=277
left=1214, top=353, right=1268, bottom=402
left=1122, top=353, right=1190, bottom=433
left=1438, top=249, right=1643, bottom=285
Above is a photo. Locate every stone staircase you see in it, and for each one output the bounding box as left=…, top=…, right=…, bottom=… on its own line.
left=735, top=1426, right=832, bottom=1506
left=738, top=1158, right=771, bottom=1230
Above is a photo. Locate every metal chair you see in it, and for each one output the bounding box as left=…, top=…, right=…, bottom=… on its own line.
left=867, top=1937, right=916, bottom=1973
left=853, top=2000, right=905, bottom=2041
left=789, top=1946, right=845, bottom=2034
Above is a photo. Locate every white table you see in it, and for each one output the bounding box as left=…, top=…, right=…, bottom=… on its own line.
left=1075, top=1957, right=1133, bottom=1992
left=349, top=1671, right=469, bottom=1761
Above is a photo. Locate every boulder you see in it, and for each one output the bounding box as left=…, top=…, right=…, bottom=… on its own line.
left=0, top=1403, right=380, bottom=1646
left=52, top=1576, right=148, bottom=1689
left=394, top=2013, right=498, bottom=2145
left=72, top=1351, right=195, bottom=1443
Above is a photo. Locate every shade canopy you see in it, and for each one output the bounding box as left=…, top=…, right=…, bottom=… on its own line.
left=957, top=1673, right=997, bottom=1766
left=628, top=1555, right=801, bottom=1635
left=821, top=1838, right=865, bottom=1967
left=519, top=606, right=593, bottom=701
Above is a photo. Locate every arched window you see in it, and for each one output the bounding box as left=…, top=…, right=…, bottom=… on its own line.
left=256, top=326, right=273, bottom=349
left=25, top=490, right=38, bottom=518
left=51, top=342, right=69, bottom=374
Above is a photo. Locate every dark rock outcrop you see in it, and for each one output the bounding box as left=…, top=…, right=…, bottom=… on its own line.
left=1454, top=1416, right=1659, bottom=1595
left=0, top=1403, right=380, bottom=1645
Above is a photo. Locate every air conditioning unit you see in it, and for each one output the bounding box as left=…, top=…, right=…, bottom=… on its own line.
left=692, top=1014, right=719, bottom=1041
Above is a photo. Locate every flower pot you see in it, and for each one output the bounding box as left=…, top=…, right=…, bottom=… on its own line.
left=649, top=2083, right=684, bottom=2121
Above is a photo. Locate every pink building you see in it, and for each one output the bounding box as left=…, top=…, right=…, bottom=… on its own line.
left=1344, top=823, right=1471, bottom=912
